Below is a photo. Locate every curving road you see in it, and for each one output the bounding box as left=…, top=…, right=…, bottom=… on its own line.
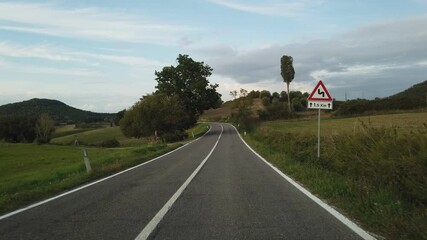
left=0, top=123, right=372, bottom=240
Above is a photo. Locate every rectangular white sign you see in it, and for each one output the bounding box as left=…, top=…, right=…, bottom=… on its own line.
left=308, top=100, right=333, bottom=110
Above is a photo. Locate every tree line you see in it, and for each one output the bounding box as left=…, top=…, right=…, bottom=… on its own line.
left=0, top=114, right=55, bottom=144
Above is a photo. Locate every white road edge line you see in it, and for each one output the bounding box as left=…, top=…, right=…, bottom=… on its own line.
left=135, top=124, right=223, bottom=240
left=230, top=124, right=376, bottom=240
left=0, top=126, right=212, bottom=221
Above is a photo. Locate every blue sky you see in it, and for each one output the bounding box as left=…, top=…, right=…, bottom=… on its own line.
left=0, top=0, right=426, bottom=112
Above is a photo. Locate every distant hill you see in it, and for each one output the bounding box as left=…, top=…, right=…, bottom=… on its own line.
left=0, top=98, right=115, bottom=123
left=335, top=80, right=427, bottom=116
left=392, top=80, right=427, bottom=100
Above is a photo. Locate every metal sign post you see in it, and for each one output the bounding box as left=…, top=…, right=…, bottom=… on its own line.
left=307, top=80, right=333, bottom=159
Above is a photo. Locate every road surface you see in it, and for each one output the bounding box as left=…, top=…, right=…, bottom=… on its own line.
left=0, top=123, right=370, bottom=240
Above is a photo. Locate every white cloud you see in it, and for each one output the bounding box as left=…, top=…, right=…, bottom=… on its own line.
left=207, top=0, right=319, bottom=17
left=0, top=41, right=163, bottom=68
left=23, top=66, right=100, bottom=77
left=0, top=2, right=198, bottom=45
left=203, top=14, right=427, bottom=99
left=0, top=42, right=75, bottom=61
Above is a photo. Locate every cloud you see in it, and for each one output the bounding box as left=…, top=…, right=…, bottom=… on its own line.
left=207, top=0, right=318, bottom=17
left=0, top=42, right=76, bottom=61
left=0, top=2, right=198, bottom=45
left=0, top=41, right=162, bottom=68
left=205, top=14, right=427, bottom=99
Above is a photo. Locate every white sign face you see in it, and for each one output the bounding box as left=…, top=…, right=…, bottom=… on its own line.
left=308, top=100, right=333, bottom=110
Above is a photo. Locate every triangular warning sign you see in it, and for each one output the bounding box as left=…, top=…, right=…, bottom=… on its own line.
left=308, top=80, right=333, bottom=101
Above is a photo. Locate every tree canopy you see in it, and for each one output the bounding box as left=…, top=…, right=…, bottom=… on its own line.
left=120, top=94, right=190, bottom=140
left=280, top=55, right=295, bottom=111
left=155, top=54, right=222, bottom=126
left=120, top=54, right=222, bottom=140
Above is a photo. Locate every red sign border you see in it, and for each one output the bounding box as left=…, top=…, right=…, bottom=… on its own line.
left=308, top=80, right=333, bottom=101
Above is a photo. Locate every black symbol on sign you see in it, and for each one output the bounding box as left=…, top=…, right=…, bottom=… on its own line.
left=318, top=89, right=325, bottom=97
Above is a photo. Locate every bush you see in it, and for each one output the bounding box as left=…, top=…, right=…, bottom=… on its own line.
left=161, top=130, right=188, bottom=143
left=100, top=139, right=120, bottom=148
left=258, top=102, right=294, bottom=121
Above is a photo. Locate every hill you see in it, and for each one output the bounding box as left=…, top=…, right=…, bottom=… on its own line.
left=0, top=98, right=115, bottom=123
left=335, top=80, right=427, bottom=116
left=392, top=79, right=427, bottom=100
left=200, top=99, right=266, bottom=122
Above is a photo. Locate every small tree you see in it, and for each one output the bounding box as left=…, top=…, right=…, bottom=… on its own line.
left=120, top=93, right=190, bottom=141
left=230, top=90, right=238, bottom=99
left=35, top=113, right=55, bottom=144
left=281, top=55, right=295, bottom=111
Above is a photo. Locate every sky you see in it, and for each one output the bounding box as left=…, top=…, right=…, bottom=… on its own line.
left=0, top=0, right=426, bottom=113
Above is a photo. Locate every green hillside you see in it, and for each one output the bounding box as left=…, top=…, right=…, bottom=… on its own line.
left=392, top=79, right=427, bottom=99
left=0, top=98, right=114, bottom=123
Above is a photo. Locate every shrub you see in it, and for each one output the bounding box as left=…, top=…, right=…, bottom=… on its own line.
left=161, top=130, right=188, bottom=143
left=100, top=139, right=120, bottom=148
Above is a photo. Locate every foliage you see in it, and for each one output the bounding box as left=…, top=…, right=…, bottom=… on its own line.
left=230, top=96, right=257, bottom=131
left=247, top=119, right=427, bottom=239
left=100, top=139, right=120, bottom=148
left=258, top=102, right=293, bottom=121
left=120, top=93, right=190, bottom=140
left=0, top=115, right=36, bottom=143
left=114, top=109, right=126, bottom=126
left=35, top=113, right=55, bottom=144
left=155, top=54, right=222, bottom=126
left=0, top=98, right=114, bottom=124
left=280, top=55, right=295, bottom=111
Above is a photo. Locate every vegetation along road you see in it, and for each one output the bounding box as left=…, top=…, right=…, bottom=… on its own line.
left=0, top=123, right=373, bottom=240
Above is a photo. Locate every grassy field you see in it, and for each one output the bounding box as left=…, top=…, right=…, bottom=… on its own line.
left=51, top=126, right=147, bottom=147
left=265, top=111, right=427, bottom=135
left=244, top=111, right=427, bottom=239
left=0, top=123, right=209, bottom=214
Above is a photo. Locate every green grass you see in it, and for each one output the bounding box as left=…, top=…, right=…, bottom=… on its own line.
left=1, top=123, right=210, bottom=214
left=186, top=123, right=210, bottom=139
left=244, top=111, right=427, bottom=240
left=51, top=126, right=147, bottom=147
left=0, top=142, right=180, bottom=214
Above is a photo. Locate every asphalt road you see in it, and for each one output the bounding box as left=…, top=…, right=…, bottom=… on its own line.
left=0, top=123, right=369, bottom=240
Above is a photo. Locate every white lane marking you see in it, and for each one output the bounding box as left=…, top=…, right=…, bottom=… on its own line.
left=135, top=124, right=224, bottom=240
left=230, top=124, right=376, bottom=240
left=0, top=126, right=212, bottom=221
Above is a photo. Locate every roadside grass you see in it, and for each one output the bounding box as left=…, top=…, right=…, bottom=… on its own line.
left=186, top=123, right=210, bottom=139
left=0, top=123, right=209, bottom=215
left=0, top=142, right=181, bottom=214
left=244, top=111, right=427, bottom=239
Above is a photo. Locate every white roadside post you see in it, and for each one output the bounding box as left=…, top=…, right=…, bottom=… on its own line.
left=307, top=80, right=333, bottom=159
left=83, top=149, right=92, bottom=173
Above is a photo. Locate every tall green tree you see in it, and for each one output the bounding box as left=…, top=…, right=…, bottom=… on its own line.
left=280, top=55, right=295, bottom=111
left=155, top=54, right=222, bottom=127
